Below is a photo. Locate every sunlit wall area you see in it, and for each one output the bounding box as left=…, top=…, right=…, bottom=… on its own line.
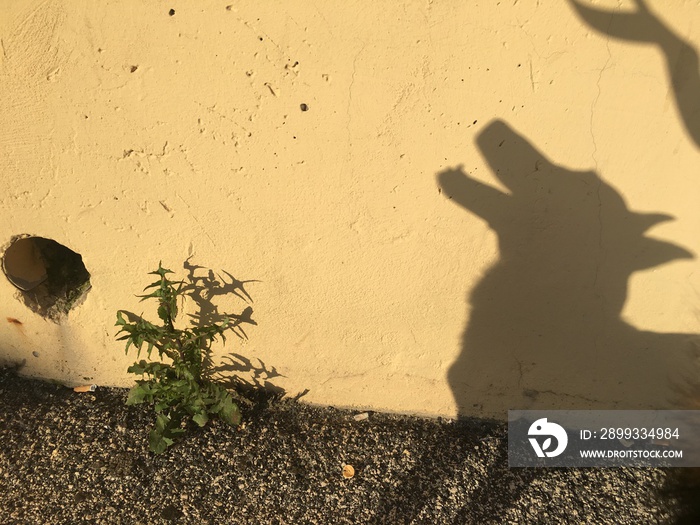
left=1, top=0, right=699, bottom=419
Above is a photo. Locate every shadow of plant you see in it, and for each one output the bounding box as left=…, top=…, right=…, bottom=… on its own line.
left=212, top=352, right=287, bottom=409
left=179, top=257, right=287, bottom=406
left=117, top=260, right=292, bottom=452
left=181, top=257, right=259, bottom=333
left=118, top=258, right=288, bottom=419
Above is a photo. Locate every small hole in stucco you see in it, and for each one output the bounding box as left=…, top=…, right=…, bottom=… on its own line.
left=2, top=236, right=91, bottom=322
left=169, top=8, right=175, bottom=16
left=130, top=65, right=138, bottom=73
left=300, top=103, right=308, bottom=112
left=32, top=351, right=39, bottom=358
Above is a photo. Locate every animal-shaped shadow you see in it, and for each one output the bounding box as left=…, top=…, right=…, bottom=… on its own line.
left=569, top=0, right=700, bottom=148
left=438, top=120, right=698, bottom=418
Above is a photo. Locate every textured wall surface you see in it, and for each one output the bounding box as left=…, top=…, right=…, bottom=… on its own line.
left=1, top=0, right=699, bottom=419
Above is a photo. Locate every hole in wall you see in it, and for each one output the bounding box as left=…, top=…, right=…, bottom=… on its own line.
left=2, top=236, right=91, bottom=322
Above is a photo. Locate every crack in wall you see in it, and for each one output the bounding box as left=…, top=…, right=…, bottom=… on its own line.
left=590, top=44, right=612, bottom=170
left=345, top=43, right=366, bottom=164
left=589, top=17, right=615, bottom=362
left=524, top=388, right=602, bottom=405
left=176, top=192, right=216, bottom=247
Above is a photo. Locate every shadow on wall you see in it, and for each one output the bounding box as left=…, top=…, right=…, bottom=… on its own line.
left=565, top=6, right=700, bottom=520
left=569, top=0, right=700, bottom=148
left=438, top=120, right=699, bottom=419
left=179, top=258, right=286, bottom=402
left=120, top=259, right=285, bottom=401
left=181, top=257, right=259, bottom=336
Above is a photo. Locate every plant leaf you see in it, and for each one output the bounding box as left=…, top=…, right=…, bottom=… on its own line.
left=192, top=412, right=209, bottom=427
left=149, top=428, right=170, bottom=454
left=218, top=393, right=241, bottom=426
left=126, top=385, right=147, bottom=405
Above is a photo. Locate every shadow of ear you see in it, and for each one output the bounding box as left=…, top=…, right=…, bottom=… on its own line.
left=568, top=0, right=700, bottom=147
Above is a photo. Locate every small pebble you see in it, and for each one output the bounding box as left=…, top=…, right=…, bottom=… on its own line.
left=342, top=465, right=355, bottom=479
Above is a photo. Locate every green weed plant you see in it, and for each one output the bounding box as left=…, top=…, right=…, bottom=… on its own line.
left=116, top=263, right=247, bottom=453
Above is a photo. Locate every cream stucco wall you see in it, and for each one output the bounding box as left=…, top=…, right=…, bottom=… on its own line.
left=1, top=0, right=699, bottom=419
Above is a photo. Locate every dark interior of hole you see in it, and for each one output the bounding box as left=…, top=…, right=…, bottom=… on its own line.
left=7, top=237, right=91, bottom=321
left=36, top=238, right=90, bottom=299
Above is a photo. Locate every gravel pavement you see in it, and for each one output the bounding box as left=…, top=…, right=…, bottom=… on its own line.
left=0, top=368, right=696, bottom=524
